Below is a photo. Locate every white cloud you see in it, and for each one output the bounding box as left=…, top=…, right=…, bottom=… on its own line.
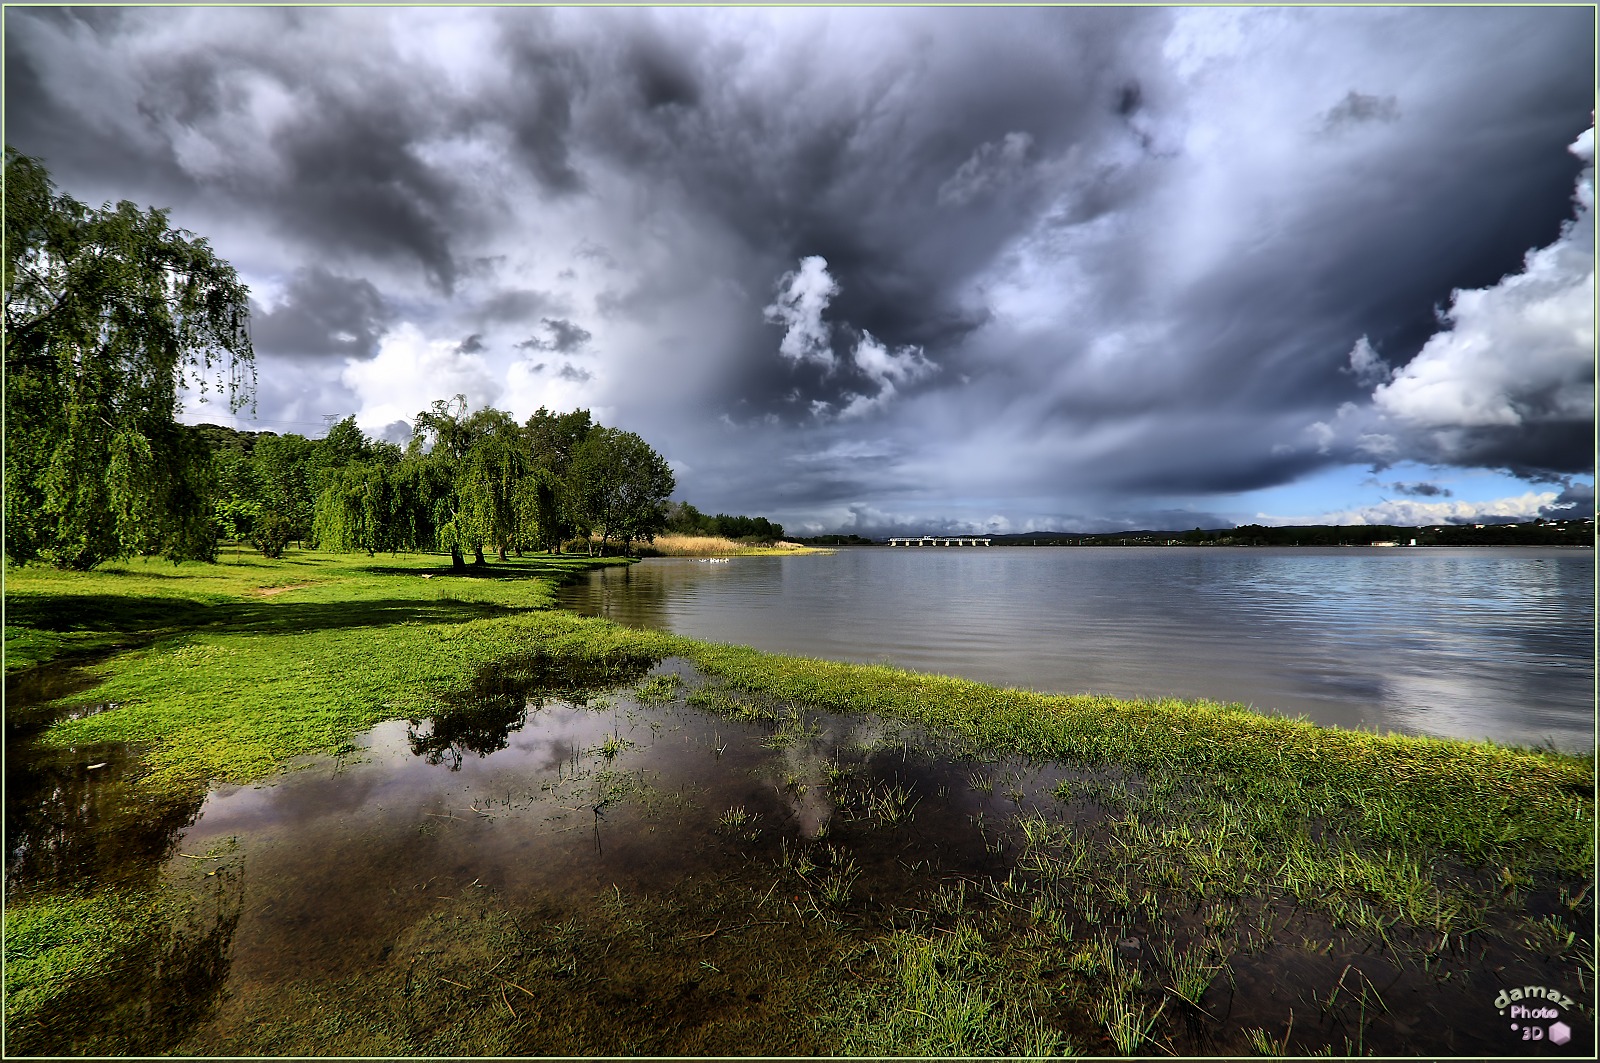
left=763, top=255, right=839, bottom=369
left=1344, top=335, right=1392, bottom=388
left=341, top=322, right=501, bottom=434
left=840, top=331, right=937, bottom=418
left=1258, top=490, right=1559, bottom=527
left=1372, top=128, right=1595, bottom=431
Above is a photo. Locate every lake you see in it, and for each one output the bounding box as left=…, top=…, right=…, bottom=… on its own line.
left=558, top=546, right=1595, bottom=751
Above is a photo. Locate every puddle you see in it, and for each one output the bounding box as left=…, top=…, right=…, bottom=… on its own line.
left=161, top=663, right=1036, bottom=995
left=6, top=655, right=1591, bottom=1056
left=6, top=659, right=204, bottom=899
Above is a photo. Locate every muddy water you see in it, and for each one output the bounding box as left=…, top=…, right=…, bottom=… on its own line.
left=7, top=656, right=1592, bottom=1056
left=159, top=663, right=1031, bottom=1020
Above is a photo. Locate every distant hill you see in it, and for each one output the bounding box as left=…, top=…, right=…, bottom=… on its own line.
left=876, top=520, right=1594, bottom=547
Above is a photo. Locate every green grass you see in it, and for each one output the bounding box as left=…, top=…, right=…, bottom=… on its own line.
left=821, top=923, right=1072, bottom=1056
left=3, top=885, right=239, bottom=1055
left=6, top=550, right=663, bottom=793
left=679, top=644, right=1593, bottom=878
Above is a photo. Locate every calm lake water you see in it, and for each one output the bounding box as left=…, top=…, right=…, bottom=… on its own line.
left=559, top=546, right=1596, bottom=751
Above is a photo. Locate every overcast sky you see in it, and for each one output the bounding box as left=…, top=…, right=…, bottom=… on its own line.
left=7, top=4, right=1594, bottom=533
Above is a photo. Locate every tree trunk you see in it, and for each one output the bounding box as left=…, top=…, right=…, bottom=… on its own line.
left=451, top=546, right=465, bottom=570
left=474, top=546, right=487, bottom=566
left=498, top=544, right=508, bottom=562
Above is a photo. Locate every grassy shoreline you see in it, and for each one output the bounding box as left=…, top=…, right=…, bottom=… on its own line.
left=4, top=549, right=1593, bottom=1054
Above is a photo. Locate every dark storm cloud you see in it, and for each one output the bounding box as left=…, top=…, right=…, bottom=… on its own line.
left=1390, top=482, right=1453, bottom=499
left=10, top=5, right=1592, bottom=530
left=267, top=93, right=467, bottom=292
left=1106, top=423, right=1335, bottom=496
left=250, top=268, right=392, bottom=361
left=377, top=420, right=414, bottom=445
left=516, top=318, right=592, bottom=354
left=1540, top=480, right=1596, bottom=518
left=628, top=34, right=701, bottom=111
left=565, top=5, right=1175, bottom=415
left=1321, top=90, right=1400, bottom=132
left=476, top=289, right=562, bottom=325
left=3, top=11, right=199, bottom=200
left=6, top=7, right=485, bottom=291
left=491, top=17, right=586, bottom=195
left=1441, top=423, right=1596, bottom=482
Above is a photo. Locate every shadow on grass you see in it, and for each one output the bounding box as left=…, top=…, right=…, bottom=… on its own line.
left=5, top=593, right=522, bottom=640
left=365, top=557, right=621, bottom=582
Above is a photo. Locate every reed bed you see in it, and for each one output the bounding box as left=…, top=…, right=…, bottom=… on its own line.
left=640, top=535, right=818, bottom=556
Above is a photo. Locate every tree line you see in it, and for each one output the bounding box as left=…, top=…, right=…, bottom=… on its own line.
left=662, top=502, right=784, bottom=542
left=4, top=145, right=734, bottom=570
left=203, top=401, right=675, bottom=566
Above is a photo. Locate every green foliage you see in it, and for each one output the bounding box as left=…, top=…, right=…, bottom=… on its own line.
left=521, top=407, right=595, bottom=551
left=4, top=147, right=254, bottom=569
left=569, top=427, right=675, bottom=554
left=312, top=463, right=393, bottom=555
left=665, top=502, right=785, bottom=541
left=251, top=433, right=316, bottom=546
left=458, top=409, right=528, bottom=561
left=0, top=184, right=687, bottom=575
left=250, top=510, right=294, bottom=559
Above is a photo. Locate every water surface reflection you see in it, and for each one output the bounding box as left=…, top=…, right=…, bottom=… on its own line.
left=558, top=547, right=1595, bottom=749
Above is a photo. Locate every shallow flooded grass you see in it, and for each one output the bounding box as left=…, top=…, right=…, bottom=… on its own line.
left=4, top=551, right=1593, bottom=1055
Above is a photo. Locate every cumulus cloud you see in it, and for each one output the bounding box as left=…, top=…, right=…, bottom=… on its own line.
left=839, top=332, right=937, bottom=418
left=341, top=322, right=501, bottom=433
left=1289, top=124, right=1594, bottom=480
left=1260, top=491, right=1560, bottom=528
left=1373, top=127, right=1594, bottom=434
left=763, top=256, right=840, bottom=370
left=762, top=258, right=941, bottom=419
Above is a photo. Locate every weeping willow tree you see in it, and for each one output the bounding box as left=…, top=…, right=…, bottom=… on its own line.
left=459, top=410, right=529, bottom=562
left=4, top=147, right=254, bottom=569
left=311, top=464, right=393, bottom=556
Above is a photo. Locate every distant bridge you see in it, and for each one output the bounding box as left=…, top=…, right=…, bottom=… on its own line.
left=886, top=536, right=992, bottom=547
